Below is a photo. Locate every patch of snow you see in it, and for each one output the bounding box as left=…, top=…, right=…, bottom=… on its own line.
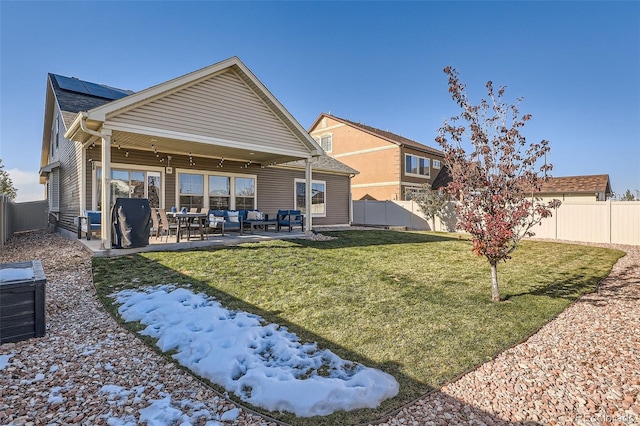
left=220, top=407, right=239, bottom=421
left=138, top=394, right=188, bottom=425
left=0, top=353, right=13, bottom=370
left=0, top=267, right=33, bottom=281
left=113, top=285, right=399, bottom=417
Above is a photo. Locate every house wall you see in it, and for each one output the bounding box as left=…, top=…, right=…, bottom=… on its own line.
left=81, top=148, right=351, bottom=229
left=400, top=146, right=443, bottom=197
left=49, top=105, right=83, bottom=234
left=310, top=116, right=444, bottom=201
left=109, top=70, right=308, bottom=157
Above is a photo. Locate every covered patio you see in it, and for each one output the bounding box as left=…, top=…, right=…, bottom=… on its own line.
left=61, top=57, right=327, bottom=252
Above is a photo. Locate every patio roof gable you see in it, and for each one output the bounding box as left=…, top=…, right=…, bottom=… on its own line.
left=67, top=57, right=322, bottom=161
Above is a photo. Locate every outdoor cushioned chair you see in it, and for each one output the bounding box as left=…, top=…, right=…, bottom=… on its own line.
left=207, top=210, right=243, bottom=235
left=276, top=209, right=304, bottom=232
left=77, top=210, right=101, bottom=240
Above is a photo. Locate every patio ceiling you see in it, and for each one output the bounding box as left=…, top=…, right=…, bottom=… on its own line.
left=97, top=128, right=308, bottom=165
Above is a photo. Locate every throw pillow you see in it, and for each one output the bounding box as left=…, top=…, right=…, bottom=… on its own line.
left=247, top=211, right=258, bottom=221
left=228, top=211, right=239, bottom=223
left=256, top=211, right=263, bottom=220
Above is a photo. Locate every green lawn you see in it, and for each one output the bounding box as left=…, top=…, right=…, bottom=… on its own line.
left=93, top=230, right=624, bottom=425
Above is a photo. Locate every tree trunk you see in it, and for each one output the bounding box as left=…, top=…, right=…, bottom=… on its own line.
left=490, top=261, right=500, bottom=302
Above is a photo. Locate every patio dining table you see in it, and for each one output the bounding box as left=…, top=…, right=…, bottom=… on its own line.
left=168, top=212, right=208, bottom=242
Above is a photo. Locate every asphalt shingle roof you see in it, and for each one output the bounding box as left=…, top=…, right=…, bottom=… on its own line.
left=49, top=73, right=133, bottom=115
left=539, top=174, right=611, bottom=194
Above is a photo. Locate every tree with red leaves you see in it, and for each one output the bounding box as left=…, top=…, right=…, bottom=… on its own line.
left=435, top=67, right=560, bottom=302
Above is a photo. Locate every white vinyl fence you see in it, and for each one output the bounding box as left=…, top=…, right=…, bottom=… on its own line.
left=352, top=199, right=640, bottom=246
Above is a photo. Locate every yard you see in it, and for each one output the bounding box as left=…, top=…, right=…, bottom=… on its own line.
left=93, top=230, right=624, bottom=425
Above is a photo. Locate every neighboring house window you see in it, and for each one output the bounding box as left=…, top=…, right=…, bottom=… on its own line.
left=433, top=159, right=441, bottom=169
left=96, top=167, right=162, bottom=210
left=235, top=177, right=255, bottom=210
left=48, top=167, right=60, bottom=212
left=179, top=173, right=204, bottom=210
left=295, top=179, right=326, bottom=217
left=320, top=135, right=332, bottom=152
left=405, top=154, right=430, bottom=178
left=209, top=175, right=230, bottom=210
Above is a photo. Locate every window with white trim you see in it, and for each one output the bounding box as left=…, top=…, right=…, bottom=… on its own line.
left=320, top=135, right=332, bottom=152
left=295, top=179, right=326, bottom=217
left=405, top=154, right=430, bottom=178
left=208, top=175, right=230, bottom=210
left=433, top=159, right=441, bottom=169
left=178, top=170, right=257, bottom=211
left=235, top=177, right=255, bottom=210
left=96, top=167, right=163, bottom=210
left=179, top=173, right=204, bottom=210
left=49, top=167, right=60, bottom=212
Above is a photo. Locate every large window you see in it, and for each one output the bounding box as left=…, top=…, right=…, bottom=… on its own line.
left=295, top=179, right=326, bottom=217
left=405, top=154, right=430, bottom=178
left=178, top=171, right=256, bottom=211
left=208, top=175, right=230, bottom=210
left=179, top=173, right=204, bottom=210
left=235, top=177, right=255, bottom=210
left=97, top=167, right=162, bottom=210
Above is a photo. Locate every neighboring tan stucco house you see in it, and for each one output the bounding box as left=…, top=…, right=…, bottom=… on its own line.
left=308, top=113, right=444, bottom=201
left=39, top=57, right=357, bottom=249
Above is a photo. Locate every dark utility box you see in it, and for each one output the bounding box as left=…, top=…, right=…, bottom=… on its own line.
left=0, top=260, right=46, bottom=344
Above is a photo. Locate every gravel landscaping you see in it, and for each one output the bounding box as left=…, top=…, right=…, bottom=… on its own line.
left=1, top=230, right=638, bottom=425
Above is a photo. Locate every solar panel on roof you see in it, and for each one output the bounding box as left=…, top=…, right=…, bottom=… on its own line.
left=52, top=74, right=132, bottom=100
left=83, top=81, right=117, bottom=99
left=53, top=75, right=90, bottom=95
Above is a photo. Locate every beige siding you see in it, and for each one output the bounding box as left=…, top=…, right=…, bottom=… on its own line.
left=109, top=70, right=304, bottom=154
left=84, top=148, right=352, bottom=226
left=52, top=108, right=83, bottom=235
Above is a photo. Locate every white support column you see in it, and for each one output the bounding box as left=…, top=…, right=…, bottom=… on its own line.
left=305, top=158, right=313, bottom=234
left=80, top=147, right=87, bottom=214
left=101, top=129, right=112, bottom=249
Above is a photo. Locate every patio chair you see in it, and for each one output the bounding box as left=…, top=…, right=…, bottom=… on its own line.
left=150, top=208, right=162, bottom=239
left=276, top=209, right=304, bottom=232
left=158, top=209, right=180, bottom=242
left=77, top=210, right=101, bottom=240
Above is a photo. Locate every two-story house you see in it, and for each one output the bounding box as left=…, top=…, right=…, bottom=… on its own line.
left=308, top=113, right=444, bottom=201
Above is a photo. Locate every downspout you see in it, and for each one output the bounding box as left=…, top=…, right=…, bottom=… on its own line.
left=80, top=113, right=112, bottom=250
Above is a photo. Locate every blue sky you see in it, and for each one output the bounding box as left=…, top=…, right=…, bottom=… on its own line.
left=1, top=1, right=639, bottom=201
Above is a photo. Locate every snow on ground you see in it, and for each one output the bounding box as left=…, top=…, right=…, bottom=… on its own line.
left=112, top=285, right=399, bottom=418
left=0, top=353, right=13, bottom=370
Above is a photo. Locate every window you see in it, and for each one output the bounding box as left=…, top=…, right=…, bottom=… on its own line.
left=179, top=173, right=204, bottom=210
left=209, top=175, right=230, bottom=210
left=49, top=167, right=60, bottom=212
left=55, top=117, right=59, bottom=149
left=235, top=177, right=255, bottom=209
left=433, top=159, right=441, bottom=169
left=295, top=179, right=326, bottom=216
left=405, top=154, right=430, bottom=178
left=320, top=135, right=332, bottom=152
left=97, top=168, right=163, bottom=210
